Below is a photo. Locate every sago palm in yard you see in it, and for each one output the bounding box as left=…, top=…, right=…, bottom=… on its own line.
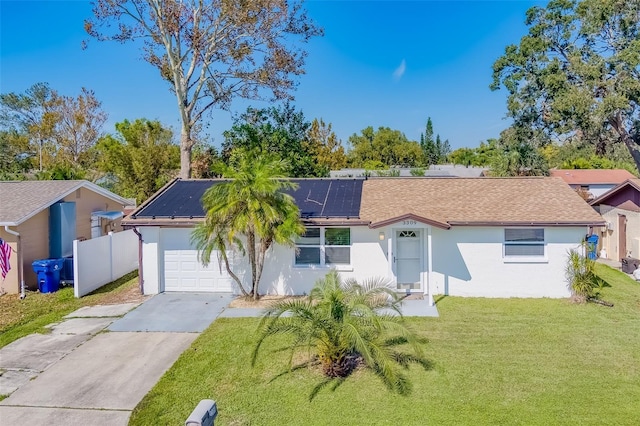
left=252, top=270, right=430, bottom=399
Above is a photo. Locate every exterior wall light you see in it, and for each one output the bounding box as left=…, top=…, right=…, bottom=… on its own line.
left=379, top=232, right=385, bottom=241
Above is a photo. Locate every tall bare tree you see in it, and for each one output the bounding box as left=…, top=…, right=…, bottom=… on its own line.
left=85, top=0, right=322, bottom=178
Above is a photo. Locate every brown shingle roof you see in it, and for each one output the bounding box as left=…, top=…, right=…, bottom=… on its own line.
left=360, top=177, right=604, bottom=228
left=549, top=169, right=636, bottom=185
left=0, top=180, right=129, bottom=226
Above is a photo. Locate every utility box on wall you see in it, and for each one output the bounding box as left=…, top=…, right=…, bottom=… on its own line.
left=50, top=202, right=77, bottom=258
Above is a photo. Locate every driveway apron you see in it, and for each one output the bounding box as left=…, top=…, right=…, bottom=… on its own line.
left=0, top=293, right=234, bottom=425
left=108, top=292, right=235, bottom=332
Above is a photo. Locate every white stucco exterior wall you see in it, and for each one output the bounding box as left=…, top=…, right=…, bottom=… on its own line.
left=429, top=226, right=585, bottom=298
left=139, top=224, right=587, bottom=298
left=256, top=226, right=390, bottom=295
left=139, top=226, right=160, bottom=295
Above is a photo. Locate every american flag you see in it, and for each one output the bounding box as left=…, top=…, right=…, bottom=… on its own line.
left=0, top=239, right=11, bottom=279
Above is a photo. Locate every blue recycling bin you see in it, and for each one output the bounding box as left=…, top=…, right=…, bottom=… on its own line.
left=32, top=259, right=64, bottom=293
left=586, top=234, right=599, bottom=260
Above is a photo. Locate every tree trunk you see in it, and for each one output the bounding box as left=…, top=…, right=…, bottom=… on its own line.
left=220, top=248, right=249, bottom=297
left=180, top=126, right=192, bottom=179
left=247, top=231, right=258, bottom=300
left=609, top=116, right=640, bottom=175
left=621, top=135, right=640, bottom=176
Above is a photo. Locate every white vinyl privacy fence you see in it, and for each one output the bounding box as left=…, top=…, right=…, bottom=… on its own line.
left=73, top=229, right=138, bottom=297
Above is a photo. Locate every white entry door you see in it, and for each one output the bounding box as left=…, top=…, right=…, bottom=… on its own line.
left=164, top=250, right=233, bottom=292
left=395, top=230, right=422, bottom=291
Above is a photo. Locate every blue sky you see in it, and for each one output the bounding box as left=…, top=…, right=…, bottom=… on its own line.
left=0, top=0, right=544, bottom=151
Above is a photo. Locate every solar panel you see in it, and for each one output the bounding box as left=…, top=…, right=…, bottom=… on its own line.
left=133, top=178, right=363, bottom=219
left=290, top=179, right=362, bottom=218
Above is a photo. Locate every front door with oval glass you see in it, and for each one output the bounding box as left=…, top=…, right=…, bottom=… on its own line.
left=395, top=230, right=422, bottom=290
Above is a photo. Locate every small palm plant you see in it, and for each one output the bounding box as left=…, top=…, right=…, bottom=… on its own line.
left=252, top=270, right=430, bottom=399
left=566, top=247, right=609, bottom=303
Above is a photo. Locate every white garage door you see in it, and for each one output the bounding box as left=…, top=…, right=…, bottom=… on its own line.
left=164, top=250, right=233, bottom=292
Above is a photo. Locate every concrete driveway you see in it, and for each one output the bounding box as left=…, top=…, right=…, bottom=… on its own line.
left=109, top=292, right=235, bottom=332
left=0, top=292, right=250, bottom=425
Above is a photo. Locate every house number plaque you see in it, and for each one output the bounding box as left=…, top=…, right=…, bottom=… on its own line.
left=402, top=220, right=417, bottom=225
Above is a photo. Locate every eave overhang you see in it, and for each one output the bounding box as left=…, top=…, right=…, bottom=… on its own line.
left=447, top=220, right=606, bottom=227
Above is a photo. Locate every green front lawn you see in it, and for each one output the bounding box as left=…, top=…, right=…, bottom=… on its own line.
left=131, top=265, right=640, bottom=425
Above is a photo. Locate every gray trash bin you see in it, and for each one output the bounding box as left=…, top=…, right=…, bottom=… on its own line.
left=621, top=257, right=639, bottom=274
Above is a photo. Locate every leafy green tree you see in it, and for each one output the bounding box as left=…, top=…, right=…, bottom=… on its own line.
left=222, top=104, right=324, bottom=177
left=419, top=117, right=451, bottom=165
left=541, top=140, right=638, bottom=174
left=86, top=0, right=322, bottom=179
left=491, top=0, right=640, bottom=173
left=474, top=139, right=500, bottom=166
left=489, top=128, right=550, bottom=176
left=192, top=152, right=304, bottom=299
left=1, top=83, right=109, bottom=173
left=420, top=117, right=435, bottom=165
left=35, top=164, right=87, bottom=181
left=95, top=119, right=179, bottom=203
left=252, top=270, right=430, bottom=400
left=0, top=82, right=58, bottom=171
left=449, top=139, right=500, bottom=168
left=306, top=118, right=347, bottom=174
left=348, top=126, right=422, bottom=167
left=0, top=130, right=31, bottom=179
left=449, top=147, right=477, bottom=167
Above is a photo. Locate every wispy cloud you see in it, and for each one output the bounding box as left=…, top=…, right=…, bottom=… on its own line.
left=393, top=59, right=406, bottom=80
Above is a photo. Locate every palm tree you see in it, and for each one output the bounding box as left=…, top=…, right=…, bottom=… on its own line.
left=191, top=152, right=304, bottom=299
left=252, top=270, right=430, bottom=399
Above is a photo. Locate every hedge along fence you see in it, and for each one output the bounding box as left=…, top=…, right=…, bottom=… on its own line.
left=73, top=229, right=138, bottom=297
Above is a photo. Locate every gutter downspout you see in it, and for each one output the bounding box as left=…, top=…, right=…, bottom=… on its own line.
left=132, top=227, right=144, bottom=295
left=4, top=226, right=25, bottom=299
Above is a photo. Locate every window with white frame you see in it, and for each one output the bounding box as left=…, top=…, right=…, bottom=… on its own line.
left=295, top=227, right=351, bottom=266
left=504, top=228, right=545, bottom=257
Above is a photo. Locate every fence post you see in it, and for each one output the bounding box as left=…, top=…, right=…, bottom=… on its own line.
left=73, top=239, right=79, bottom=298
left=108, top=231, right=114, bottom=283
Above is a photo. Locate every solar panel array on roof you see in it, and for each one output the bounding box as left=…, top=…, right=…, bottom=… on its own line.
left=290, top=179, right=362, bottom=218
left=133, top=178, right=364, bottom=219
left=134, top=180, right=216, bottom=218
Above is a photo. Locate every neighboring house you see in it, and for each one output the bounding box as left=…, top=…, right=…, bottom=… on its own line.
left=589, top=179, right=640, bottom=261
left=123, top=177, right=603, bottom=302
left=550, top=169, right=636, bottom=200
left=330, top=164, right=485, bottom=178
left=0, top=180, right=131, bottom=295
